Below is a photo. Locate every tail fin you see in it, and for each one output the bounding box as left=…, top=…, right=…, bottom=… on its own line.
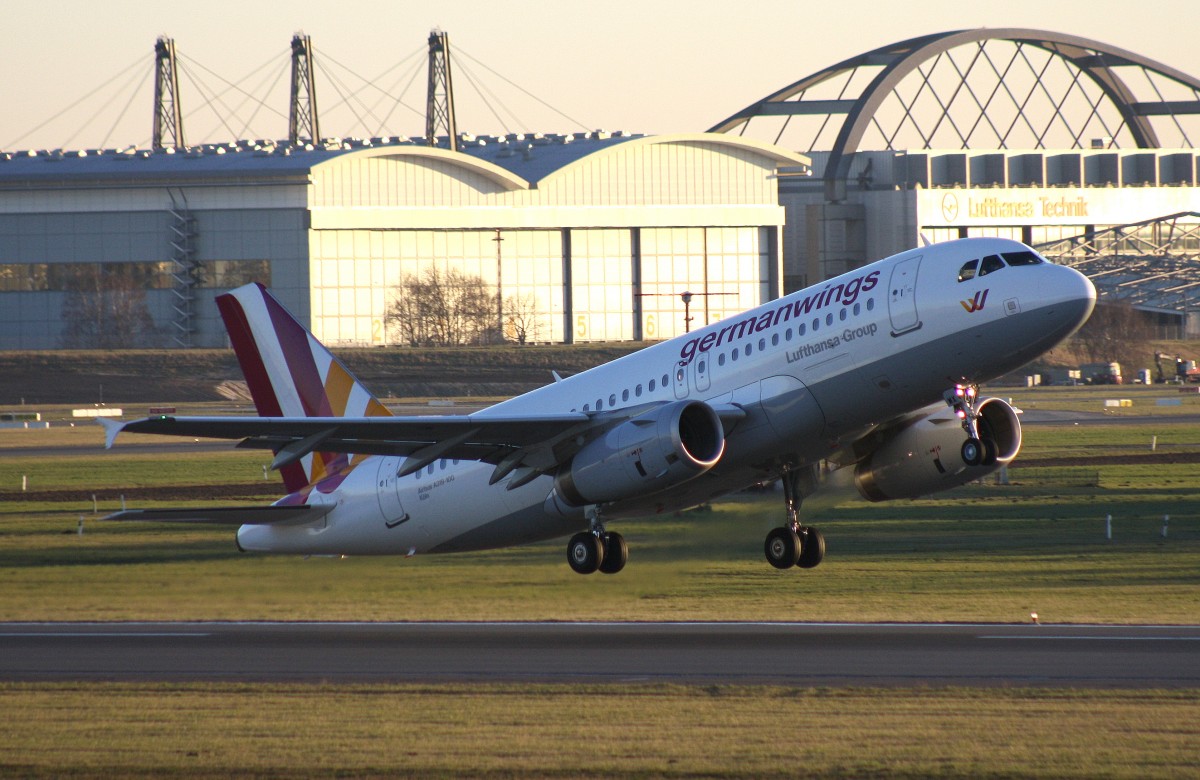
left=216, top=283, right=391, bottom=492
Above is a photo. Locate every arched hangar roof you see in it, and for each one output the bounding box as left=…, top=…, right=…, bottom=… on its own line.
left=0, top=133, right=809, bottom=191
left=710, top=28, right=1200, bottom=199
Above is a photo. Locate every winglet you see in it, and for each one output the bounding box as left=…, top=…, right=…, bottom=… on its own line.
left=96, top=417, right=125, bottom=449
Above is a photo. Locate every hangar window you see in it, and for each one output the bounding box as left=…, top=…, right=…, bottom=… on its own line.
left=979, top=255, right=1006, bottom=277
left=1003, top=250, right=1043, bottom=266
left=957, top=260, right=978, bottom=282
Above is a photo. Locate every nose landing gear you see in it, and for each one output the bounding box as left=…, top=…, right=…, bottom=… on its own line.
left=945, top=383, right=997, bottom=467
left=764, top=464, right=825, bottom=571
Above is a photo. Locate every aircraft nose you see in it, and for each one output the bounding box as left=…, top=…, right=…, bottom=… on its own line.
left=1049, top=262, right=1097, bottom=334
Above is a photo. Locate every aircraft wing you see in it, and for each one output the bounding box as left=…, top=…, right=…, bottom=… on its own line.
left=100, top=404, right=747, bottom=487
left=102, top=505, right=333, bottom=525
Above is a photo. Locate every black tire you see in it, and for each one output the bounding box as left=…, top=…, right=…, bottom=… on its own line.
left=961, top=437, right=983, bottom=466
left=981, top=437, right=998, bottom=466
left=764, top=527, right=801, bottom=570
left=567, top=532, right=604, bottom=575
left=797, top=526, right=825, bottom=569
left=599, top=532, right=628, bottom=574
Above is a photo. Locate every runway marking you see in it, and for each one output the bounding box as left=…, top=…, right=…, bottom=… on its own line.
left=0, top=632, right=209, bottom=638
left=979, top=635, right=1200, bottom=641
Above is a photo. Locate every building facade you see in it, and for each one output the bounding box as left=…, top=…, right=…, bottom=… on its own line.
left=0, top=133, right=809, bottom=349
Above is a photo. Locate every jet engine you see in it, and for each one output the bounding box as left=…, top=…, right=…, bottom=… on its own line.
left=854, top=397, right=1021, bottom=502
left=552, top=400, right=725, bottom=508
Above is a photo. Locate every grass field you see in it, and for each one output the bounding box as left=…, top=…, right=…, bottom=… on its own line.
left=2, top=683, right=1197, bottom=779
left=2, top=385, right=1199, bottom=777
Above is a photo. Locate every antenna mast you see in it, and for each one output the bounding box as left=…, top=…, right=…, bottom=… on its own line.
left=425, top=30, right=458, bottom=151
left=288, top=33, right=321, bottom=146
left=152, top=36, right=185, bottom=151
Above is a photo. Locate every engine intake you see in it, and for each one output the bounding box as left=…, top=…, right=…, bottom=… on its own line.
left=553, top=400, right=724, bottom=507
left=855, top=397, right=1021, bottom=502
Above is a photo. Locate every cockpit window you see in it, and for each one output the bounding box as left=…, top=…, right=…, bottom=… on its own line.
left=979, top=254, right=1006, bottom=277
left=957, top=260, right=978, bottom=283
left=1003, top=250, right=1043, bottom=266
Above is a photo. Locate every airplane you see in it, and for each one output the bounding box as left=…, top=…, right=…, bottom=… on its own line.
left=100, top=236, right=1096, bottom=574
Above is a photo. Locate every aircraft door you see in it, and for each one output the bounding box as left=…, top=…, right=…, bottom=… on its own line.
left=691, top=351, right=712, bottom=393
left=887, top=255, right=923, bottom=336
left=672, top=361, right=688, bottom=399
left=376, top=456, right=410, bottom=529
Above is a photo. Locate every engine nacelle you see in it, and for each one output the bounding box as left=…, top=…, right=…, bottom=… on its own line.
left=854, top=397, right=1021, bottom=502
left=552, top=400, right=725, bottom=508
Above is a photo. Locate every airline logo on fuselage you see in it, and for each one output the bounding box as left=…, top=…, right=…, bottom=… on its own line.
left=960, top=289, right=989, bottom=313
left=678, top=271, right=880, bottom=366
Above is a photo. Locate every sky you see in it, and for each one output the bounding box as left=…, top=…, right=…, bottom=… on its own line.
left=2, top=0, right=1197, bottom=151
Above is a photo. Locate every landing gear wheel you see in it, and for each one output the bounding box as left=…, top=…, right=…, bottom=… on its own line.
left=567, top=531, right=605, bottom=575
left=598, top=532, right=628, bottom=574
left=765, top=526, right=802, bottom=570
left=961, top=437, right=983, bottom=467
left=797, top=526, right=825, bottom=569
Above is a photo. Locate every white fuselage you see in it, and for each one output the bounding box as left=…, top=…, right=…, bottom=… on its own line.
left=237, top=238, right=1095, bottom=555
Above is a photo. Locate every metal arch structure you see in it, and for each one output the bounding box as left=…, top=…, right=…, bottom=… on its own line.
left=1036, top=213, right=1200, bottom=315
left=710, top=29, right=1200, bottom=201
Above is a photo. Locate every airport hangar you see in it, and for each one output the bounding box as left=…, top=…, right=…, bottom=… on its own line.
left=0, top=133, right=809, bottom=350
left=712, top=29, right=1200, bottom=336
left=1, top=27, right=1198, bottom=350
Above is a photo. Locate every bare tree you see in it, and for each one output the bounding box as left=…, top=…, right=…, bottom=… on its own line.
left=1071, top=301, right=1153, bottom=373
left=386, top=266, right=496, bottom=346
left=503, top=292, right=541, bottom=345
left=61, top=264, right=160, bottom=348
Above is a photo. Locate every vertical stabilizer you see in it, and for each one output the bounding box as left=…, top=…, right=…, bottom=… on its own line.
left=216, top=283, right=391, bottom=491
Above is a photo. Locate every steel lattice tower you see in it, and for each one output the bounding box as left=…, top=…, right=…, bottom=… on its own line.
left=152, top=36, right=185, bottom=151
left=425, top=30, right=458, bottom=151
left=288, top=34, right=321, bottom=146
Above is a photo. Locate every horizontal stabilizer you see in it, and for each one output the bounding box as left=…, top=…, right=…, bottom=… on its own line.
left=102, top=504, right=333, bottom=525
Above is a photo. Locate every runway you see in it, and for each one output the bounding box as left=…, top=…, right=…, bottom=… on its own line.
left=2, top=622, right=1198, bottom=687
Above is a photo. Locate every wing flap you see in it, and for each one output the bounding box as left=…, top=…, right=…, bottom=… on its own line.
left=102, top=505, right=333, bottom=525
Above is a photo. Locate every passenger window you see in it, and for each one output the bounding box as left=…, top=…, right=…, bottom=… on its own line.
left=649, top=379, right=656, bottom=391
left=839, top=308, right=847, bottom=321
left=785, top=328, right=793, bottom=341
left=731, top=349, right=739, bottom=362
left=635, top=384, right=642, bottom=396
left=583, top=403, right=590, bottom=411
left=622, top=389, right=629, bottom=402
left=957, top=260, right=978, bottom=282
left=746, top=344, right=753, bottom=356
left=718, top=353, right=726, bottom=366
left=662, top=374, right=669, bottom=387
left=825, top=313, right=833, bottom=326
left=596, top=398, right=603, bottom=410
left=979, top=254, right=1005, bottom=276
left=867, top=298, right=875, bottom=311
left=812, top=318, right=819, bottom=331
left=853, top=303, right=861, bottom=316
left=771, top=333, right=779, bottom=346
left=758, top=338, right=766, bottom=351
left=698, top=359, right=706, bottom=373
left=798, top=323, right=806, bottom=335
left=1003, top=250, right=1043, bottom=266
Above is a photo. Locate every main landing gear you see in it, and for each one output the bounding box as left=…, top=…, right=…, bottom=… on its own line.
left=944, top=384, right=997, bottom=467
left=764, top=465, right=826, bottom=571
left=567, top=508, right=627, bottom=575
